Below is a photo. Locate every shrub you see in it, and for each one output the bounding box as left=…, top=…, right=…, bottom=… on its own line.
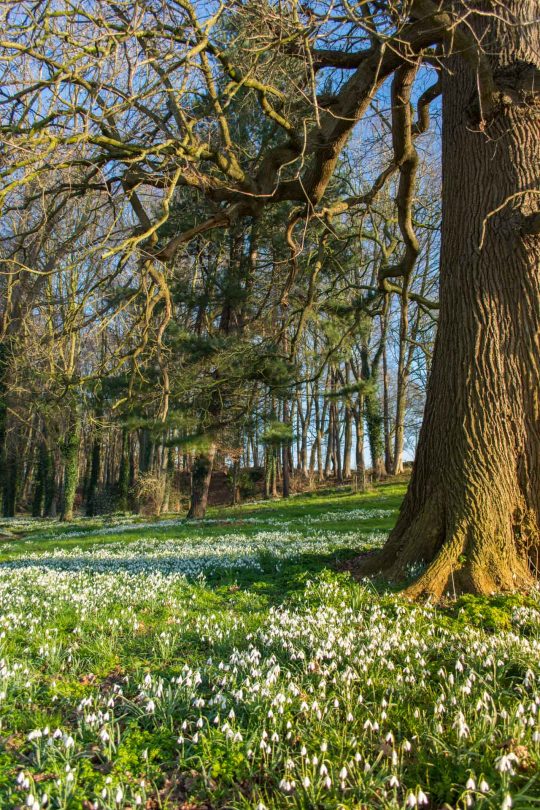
left=134, top=472, right=166, bottom=516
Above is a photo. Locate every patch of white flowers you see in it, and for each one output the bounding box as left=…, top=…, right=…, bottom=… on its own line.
left=0, top=527, right=384, bottom=577
left=0, top=524, right=539, bottom=808
left=0, top=506, right=394, bottom=550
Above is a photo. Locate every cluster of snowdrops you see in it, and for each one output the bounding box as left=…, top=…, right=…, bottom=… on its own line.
left=0, top=511, right=539, bottom=808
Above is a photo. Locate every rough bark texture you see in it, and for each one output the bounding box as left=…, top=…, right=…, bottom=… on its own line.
left=355, top=1, right=540, bottom=598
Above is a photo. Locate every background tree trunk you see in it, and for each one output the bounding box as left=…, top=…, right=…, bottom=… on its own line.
left=61, top=410, right=80, bottom=521
left=187, top=445, right=216, bottom=518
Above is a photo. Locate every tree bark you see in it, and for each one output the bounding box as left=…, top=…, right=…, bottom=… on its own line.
left=162, top=444, right=175, bottom=513
left=117, top=429, right=130, bottom=511
left=32, top=441, right=49, bottom=518
left=392, top=290, right=409, bottom=476
left=61, top=409, right=80, bottom=521
left=343, top=364, right=353, bottom=478
left=187, top=444, right=216, bottom=518
left=282, top=399, right=291, bottom=498
left=354, top=396, right=365, bottom=476
left=382, top=316, right=395, bottom=475
left=43, top=437, right=57, bottom=518
left=86, top=432, right=101, bottom=517
left=357, top=2, right=540, bottom=597
left=362, top=345, right=386, bottom=480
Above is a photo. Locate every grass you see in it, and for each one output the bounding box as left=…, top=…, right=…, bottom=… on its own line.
left=0, top=483, right=539, bottom=809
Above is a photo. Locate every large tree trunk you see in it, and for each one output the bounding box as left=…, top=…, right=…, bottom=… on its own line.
left=358, top=3, right=540, bottom=598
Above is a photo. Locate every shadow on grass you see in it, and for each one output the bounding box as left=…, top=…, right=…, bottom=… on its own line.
left=218, top=481, right=405, bottom=521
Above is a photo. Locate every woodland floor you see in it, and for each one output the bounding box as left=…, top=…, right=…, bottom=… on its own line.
left=0, top=485, right=539, bottom=809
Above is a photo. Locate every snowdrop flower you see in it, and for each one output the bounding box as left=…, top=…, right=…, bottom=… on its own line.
left=502, top=795, right=513, bottom=810
left=496, top=753, right=518, bottom=774
left=278, top=778, right=294, bottom=795
left=479, top=779, right=490, bottom=793
left=28, top=729, right=42, bottom=741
